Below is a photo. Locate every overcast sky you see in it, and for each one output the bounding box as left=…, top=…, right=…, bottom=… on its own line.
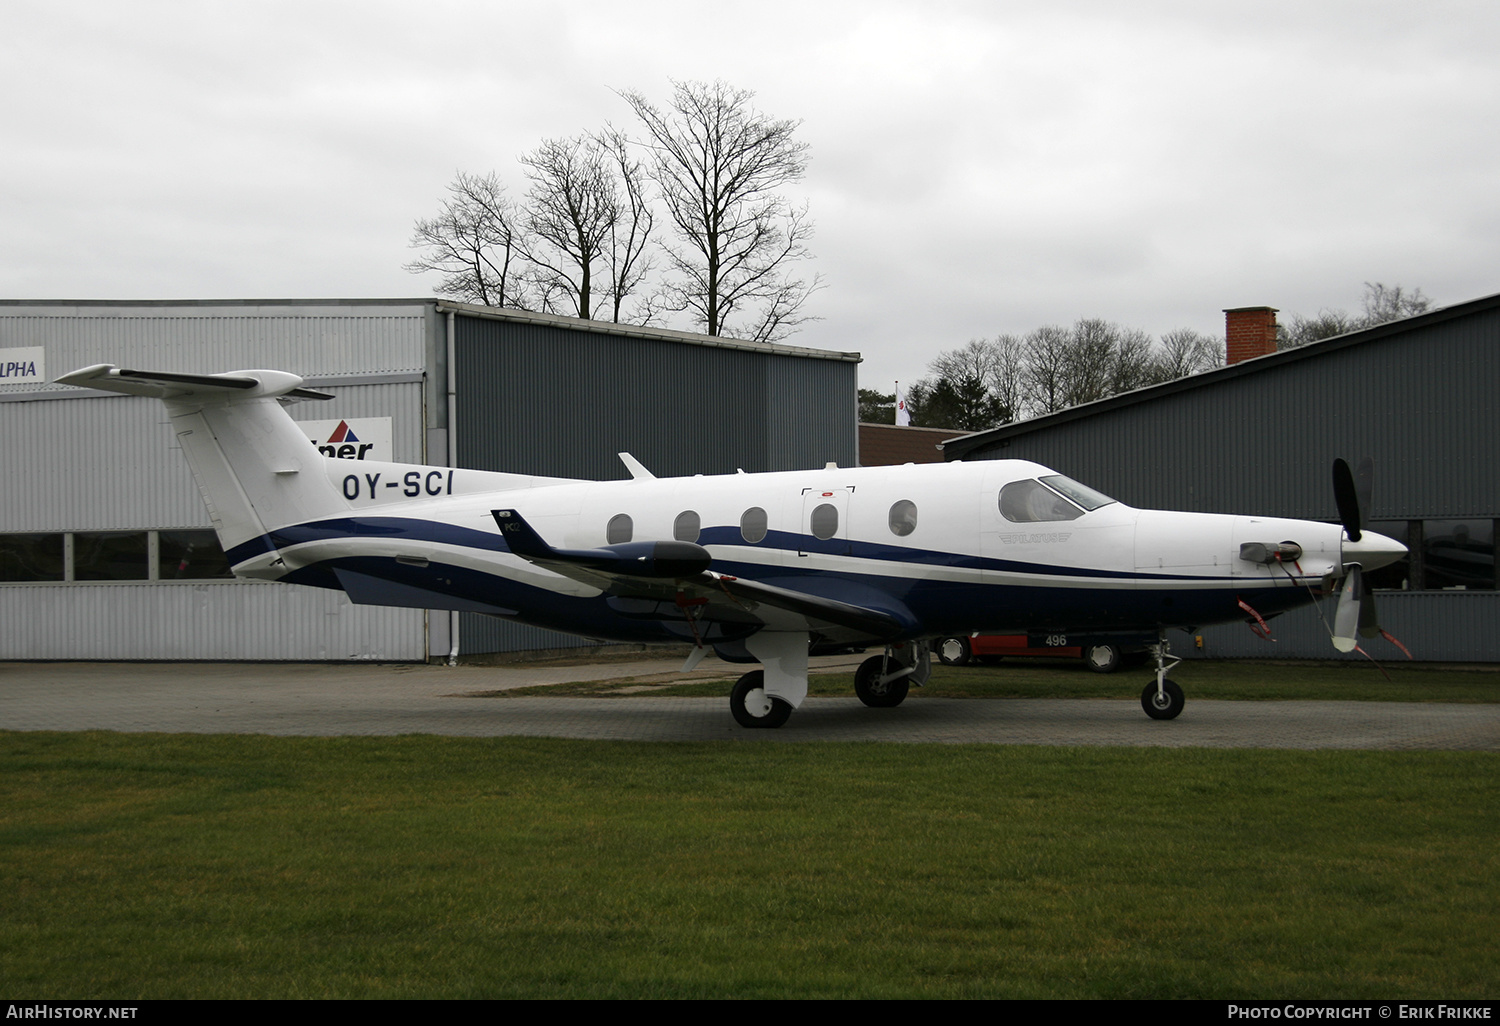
left=5, top=1, right=1497, bottom=390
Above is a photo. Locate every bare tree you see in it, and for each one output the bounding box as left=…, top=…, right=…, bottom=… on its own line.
left=1158, top=328, right=1223, bottom=379
left=405, top=172, right=529, bottom=308
left=1363, top=281, right=1431, bottom=324
left=985, top=334, right=1027, bottom=425
left=596, top=127, right=657, bottom=324
left=620, top=80, right=821, bottom=342
left=518, top=136, right=620, bottom=321
left=1021, top=325, right=1074, bottom=416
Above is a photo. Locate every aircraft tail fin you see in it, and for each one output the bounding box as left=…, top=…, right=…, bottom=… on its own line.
left=57, top=364, right=348, bottom=553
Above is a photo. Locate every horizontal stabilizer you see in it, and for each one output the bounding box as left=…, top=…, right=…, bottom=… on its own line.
left=56, top=364, right=334, bottom=401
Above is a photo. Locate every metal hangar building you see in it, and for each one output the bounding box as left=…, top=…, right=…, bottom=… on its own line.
left=0, top=299, right=860, bottom=662
left=939, top=293, right=1500, bottom=663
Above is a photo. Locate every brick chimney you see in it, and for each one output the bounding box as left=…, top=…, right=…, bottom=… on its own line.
left=1224, top=306, right=1278, bottom=364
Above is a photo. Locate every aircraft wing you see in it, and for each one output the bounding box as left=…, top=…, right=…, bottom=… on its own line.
left=491, top=508, right=911, bottom=641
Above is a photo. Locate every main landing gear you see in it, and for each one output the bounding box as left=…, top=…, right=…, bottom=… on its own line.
left=728, top=637, right=932, bottom=728
left=1140, top=632, right=1185, bottom=720
left=730, top=670, right=793, bottom=728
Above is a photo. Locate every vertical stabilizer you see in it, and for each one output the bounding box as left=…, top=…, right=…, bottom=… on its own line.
left=55, top=365, right=348, bottom=550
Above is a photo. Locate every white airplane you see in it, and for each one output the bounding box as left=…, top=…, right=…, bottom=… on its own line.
left=57, top=363, right=1408, bottom=727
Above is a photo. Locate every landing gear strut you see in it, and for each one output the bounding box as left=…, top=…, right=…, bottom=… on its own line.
left=1140, top=632, right=1185, bottom=720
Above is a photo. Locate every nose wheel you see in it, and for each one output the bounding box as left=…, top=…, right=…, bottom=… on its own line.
left=1141, top=678, right=1184, bottom=719
left=1141, top=634, right=1185, bottom=720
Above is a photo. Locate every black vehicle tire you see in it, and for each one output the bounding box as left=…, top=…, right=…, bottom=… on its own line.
left=730, top=670, right=793, bottom=728
left=855, top=655, right=910, bottom=708
left=1082, top=643, right=1122, bottom=674
left=937, top=636, right=971, bottom=666
left=1140, top=679, right=1185, bottom=720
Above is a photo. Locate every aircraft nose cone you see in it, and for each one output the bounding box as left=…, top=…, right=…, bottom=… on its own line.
left=1342, top=530, right=1407, bottom=572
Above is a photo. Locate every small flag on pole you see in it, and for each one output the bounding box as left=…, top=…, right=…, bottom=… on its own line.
left=895, top=381, right=910, bottom=426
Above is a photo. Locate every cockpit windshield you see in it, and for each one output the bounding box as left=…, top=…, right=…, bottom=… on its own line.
left=999, top=475, right=1116, bottom=523
left=1038, top=474, right=1115, bottom=511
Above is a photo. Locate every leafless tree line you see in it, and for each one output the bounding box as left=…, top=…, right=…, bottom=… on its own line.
left=1277, top=282, right=1431, bottom=349
left=405, top=81, right=820, bottom=343
left=879, top=321, right=1224, bottom=431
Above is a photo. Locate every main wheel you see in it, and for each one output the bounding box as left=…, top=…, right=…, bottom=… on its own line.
left=855, top=655, right=910, bottom=708
left=1082, top=643, right=1122, bottom=674
left=730, top=670, right=792, bottom=728
left=937, top=636, right=971, bottom=666
left=1140, top=679, right=1185, bottom=720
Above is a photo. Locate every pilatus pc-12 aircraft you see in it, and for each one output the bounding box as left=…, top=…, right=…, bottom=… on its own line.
left=58, top=363, right=1407, bottom=728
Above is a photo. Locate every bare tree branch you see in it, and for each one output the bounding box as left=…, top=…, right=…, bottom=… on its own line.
left=405, top=172, right=530, bottom=308
left=619, top=79, right=820, bottom=342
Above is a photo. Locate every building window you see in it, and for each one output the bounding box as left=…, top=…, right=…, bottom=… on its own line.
left=73, top=532, right=149, bottom=581
left=158, top=530, right=233, bottom=580
left=673, top=510, right=701, bottom=543
left=0, top=534, right=65, bottom=582
left=0, top=531, right=234, bottom=583
left=1423, top=519, right=1494, bottom=590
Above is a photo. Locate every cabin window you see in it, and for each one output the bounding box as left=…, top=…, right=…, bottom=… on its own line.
left=673, top=510, right=701, bottom=543
left=810, top=503, right=839, bottom=541
left=740, top=507, right=768, bottom=544
left=607, top=513, right=633, bottom=544
left=999, top=479, right=1085, bottom=523
left=888, top=499, right=918, bottom=537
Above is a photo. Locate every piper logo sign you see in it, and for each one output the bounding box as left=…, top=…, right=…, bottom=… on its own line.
left=0, top=347, right=44, bottom=384
left=301, top=417, right=393, bottom=461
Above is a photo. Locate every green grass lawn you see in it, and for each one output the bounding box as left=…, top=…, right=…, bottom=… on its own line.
left=2, top=732, right=1495, bottom=998
left=503, top=657, right=1500, bottom=703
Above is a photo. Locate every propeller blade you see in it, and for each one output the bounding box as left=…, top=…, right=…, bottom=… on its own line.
left=1332, top=458, right=1363, bottom=542
left=1333, top=564, right=1362, bottom=652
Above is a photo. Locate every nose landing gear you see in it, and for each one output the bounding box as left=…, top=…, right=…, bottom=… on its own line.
left=1140, top=633, right=1185, bottom=720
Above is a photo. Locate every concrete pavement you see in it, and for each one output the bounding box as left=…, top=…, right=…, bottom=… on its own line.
left=2, top=656, right=1496, bottom=749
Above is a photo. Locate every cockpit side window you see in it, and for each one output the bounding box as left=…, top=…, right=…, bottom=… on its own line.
left=999, top=479, right=1085, bottom=523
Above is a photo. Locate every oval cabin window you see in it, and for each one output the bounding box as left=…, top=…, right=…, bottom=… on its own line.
left=740, top=507, right=768, bottom=544
left=606, top=513, right=634, bottom=544
left=673, top=510, right=701, bottom=543
left=888, top=499, right=918, bottom=537
left=810, top=503, right=839, bottom=541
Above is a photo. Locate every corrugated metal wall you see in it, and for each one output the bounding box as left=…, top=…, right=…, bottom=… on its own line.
left=0, top=302, right=430, bottom=660
left=960, top=308, right=1500, bottom=520
left=1187, top=592, right=1500, bottom=663
left=452, top=315, right=856, bottom=479
left=451, top=312, right=859, bottom=654
left=0, top=301, right=428, bottom=393
left=0, top=580, right=424, bottom=661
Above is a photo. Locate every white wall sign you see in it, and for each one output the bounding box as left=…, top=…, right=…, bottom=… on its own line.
left=0, top=347, right=45, bottom=384
left=300, top=417, right=394, bottom=461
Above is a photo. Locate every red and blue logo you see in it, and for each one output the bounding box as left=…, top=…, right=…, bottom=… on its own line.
left=325, top=421, right=359, bottom=444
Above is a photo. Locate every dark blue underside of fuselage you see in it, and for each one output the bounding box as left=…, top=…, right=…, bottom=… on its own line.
left=274, top=545, right=1323, bottom=645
